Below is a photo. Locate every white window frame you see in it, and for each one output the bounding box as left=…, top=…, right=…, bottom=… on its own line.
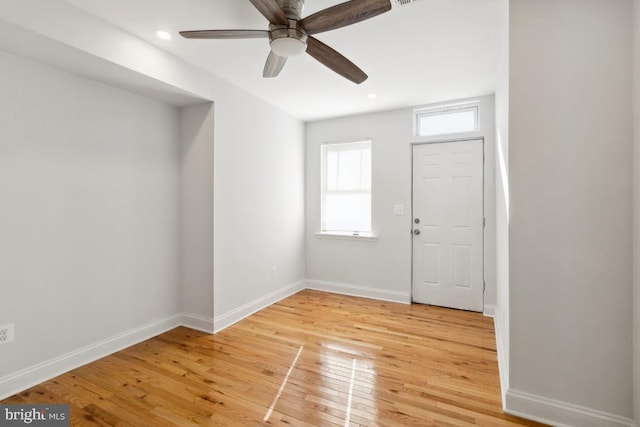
left=319, top=139, right=374, bottom=238
left=414, top=102, right=479, bottom=137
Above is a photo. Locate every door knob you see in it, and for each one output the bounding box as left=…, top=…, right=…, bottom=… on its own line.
left=413, top=229, right=421, bottom=235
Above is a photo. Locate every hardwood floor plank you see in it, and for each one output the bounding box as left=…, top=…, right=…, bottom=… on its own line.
left=2, top=290, right=546, bottom=426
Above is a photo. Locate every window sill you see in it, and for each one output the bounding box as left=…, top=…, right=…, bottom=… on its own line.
left=314, top=232, right=378, bottom=241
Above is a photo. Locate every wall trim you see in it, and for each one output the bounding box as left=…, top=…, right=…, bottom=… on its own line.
left=305, top=279, right=411, bottom=304
left=505, top=388, right=634, bottom=427
left=213, top=280, right=306, bottom=333
left=179, top=312, right=215, bottom=334
left=483, top=304, right=496, bottom=318
left=0, top=312, right=215, bottom=401
left=0, top=314, right=183, bottom=401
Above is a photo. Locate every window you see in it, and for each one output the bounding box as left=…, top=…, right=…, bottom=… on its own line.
left=321, top=140, right=371, bottom=235
left=415, top=104, right=478, bottom=136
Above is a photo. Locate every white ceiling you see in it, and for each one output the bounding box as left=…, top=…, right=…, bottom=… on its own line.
left=63, top=0, right=505, bottom=121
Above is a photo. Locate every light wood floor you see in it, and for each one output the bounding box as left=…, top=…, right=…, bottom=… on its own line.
left=3, top=290, right=545, bottom=426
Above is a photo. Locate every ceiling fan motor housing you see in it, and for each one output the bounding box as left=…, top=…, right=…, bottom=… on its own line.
left=269, top=0, right=307, bottom=57
left=269, top=20, right=308, bottom=57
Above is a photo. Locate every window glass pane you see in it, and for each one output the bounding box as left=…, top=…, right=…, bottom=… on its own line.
left=417, top=107, right=477, bottom=136
left=336, top=149, right=362, bottom=190
left=324, top=193, right=371, bottom=232
left=361, top=148, right=371, bottom=190
left=322, top=140, right=372, bottom=233
left=326, top=150, right=338, bottom=191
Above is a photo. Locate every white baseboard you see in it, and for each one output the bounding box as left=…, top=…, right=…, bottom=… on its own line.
left=179, top=312, right=214, bottom=334
left=495, top=305, right=633, bottom=427
left=478, top=309, right=633, bottom=427
left=213, top=280, right=306, bottom=333
left=483, top=304, right=496, bottom=318
left=305, top=279, right=411, bottom=304
left=0, top=314, right=183, bottom=401
left=505, top=389, right=634, bottom=427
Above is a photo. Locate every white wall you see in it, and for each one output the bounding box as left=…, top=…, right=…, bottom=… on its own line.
left=634, top=0, right=640, bottom=423
left=508, top=0, right=633, bottom=422
left=494, top=0, right=510, bottom=400
left=0, top=0, right=306, bottom=393
left=213, top=92, right=306, bottom=326
left=305, top=95, right=497, bottom=309
left=0, top=51, right=181, bottom=377
left=180, top=103, right=214, bottom=321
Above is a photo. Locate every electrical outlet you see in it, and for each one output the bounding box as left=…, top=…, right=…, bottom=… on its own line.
left=271, top=266, right=277, bottom=278
left=0, top=323, right=14, bottom=344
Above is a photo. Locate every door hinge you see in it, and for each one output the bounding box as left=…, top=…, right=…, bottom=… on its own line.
left=483, top=281, right=486, bottom=292
left=483, top=217, right=486, bottom=228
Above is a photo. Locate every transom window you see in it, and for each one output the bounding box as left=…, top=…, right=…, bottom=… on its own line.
left=415, top=104, right=478, bottom=136
left=321, top=140, right=371, bottom=234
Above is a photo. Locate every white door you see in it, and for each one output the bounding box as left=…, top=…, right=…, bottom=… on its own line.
left=412, top=140, right=484, bottom=311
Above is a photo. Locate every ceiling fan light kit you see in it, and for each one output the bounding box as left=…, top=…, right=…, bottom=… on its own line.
left=270, top=36, right=306, bottom=56
left=179, top=0, right=392, bottom=84
left=269, top=22, right=308, bottom=57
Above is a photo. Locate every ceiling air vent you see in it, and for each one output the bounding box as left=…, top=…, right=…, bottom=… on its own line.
left=394, top=0, right=422, bottom=6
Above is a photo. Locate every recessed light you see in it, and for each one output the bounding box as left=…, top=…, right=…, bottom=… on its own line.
left=368, top=93, right=377, bottom=99
left=156, top=30, right=172, bottom=40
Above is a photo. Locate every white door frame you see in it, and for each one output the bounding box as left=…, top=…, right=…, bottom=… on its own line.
left=410, top=138, right=485, bottom=310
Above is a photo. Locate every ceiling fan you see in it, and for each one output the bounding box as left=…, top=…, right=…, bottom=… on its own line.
left=179, top=0, right=392, bottom=84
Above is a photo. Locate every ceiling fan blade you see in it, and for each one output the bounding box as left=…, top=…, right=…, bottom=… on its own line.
left=299, top=0, right=391, bottom=35
left=306, top=36, right=367, bottom=84
left=179, top=30, right=269, bottom=39
left=249, top=0, right=289, bottom=25
left=263, top=51, right=288, bottom=78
